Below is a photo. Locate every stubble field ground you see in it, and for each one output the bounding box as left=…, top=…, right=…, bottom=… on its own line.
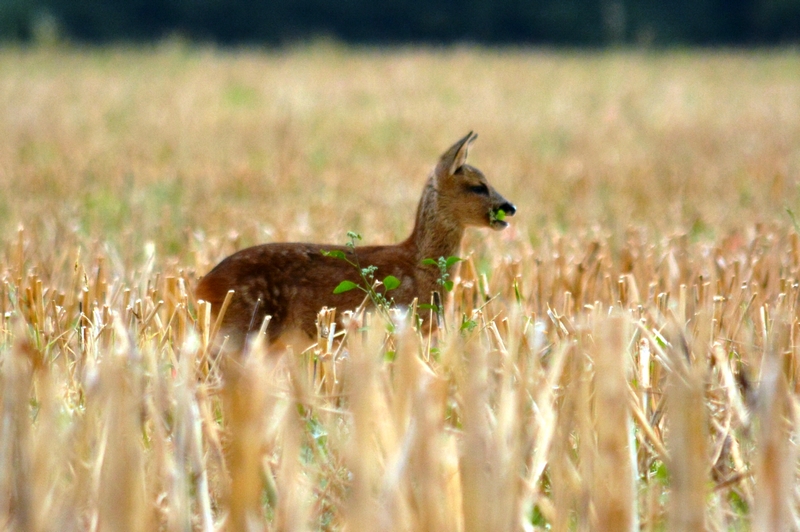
left=1, top=44, right=800, bottom=530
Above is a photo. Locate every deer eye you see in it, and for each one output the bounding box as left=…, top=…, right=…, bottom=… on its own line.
left=468, top=184, right=489, bottom=195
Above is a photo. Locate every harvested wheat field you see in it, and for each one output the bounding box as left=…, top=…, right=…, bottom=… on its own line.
left=1, top=45, right=800, bottom=530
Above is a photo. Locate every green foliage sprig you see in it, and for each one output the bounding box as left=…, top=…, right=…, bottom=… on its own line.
left=322, top=231, right=401, bottom=315
left=417, top=255, right=461, bottom=324
left=421, top=255, right=462, bottom=292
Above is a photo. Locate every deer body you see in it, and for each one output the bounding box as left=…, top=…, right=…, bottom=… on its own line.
left=196, top=132, right=515, bottom=344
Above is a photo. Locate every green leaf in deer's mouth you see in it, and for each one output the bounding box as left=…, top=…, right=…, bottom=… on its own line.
left=489, top=208, right=509, bottom=229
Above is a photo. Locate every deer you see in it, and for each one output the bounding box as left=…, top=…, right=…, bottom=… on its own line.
left=195, top=132, right=516, bottom=347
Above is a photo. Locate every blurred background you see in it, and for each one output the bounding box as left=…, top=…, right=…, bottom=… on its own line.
left=2, top=0, right=799, bottom=47
left=1, top=0, right=799, bottom=263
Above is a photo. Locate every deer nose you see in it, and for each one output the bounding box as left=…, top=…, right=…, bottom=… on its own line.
left=499, top=202, right=516, bottom=216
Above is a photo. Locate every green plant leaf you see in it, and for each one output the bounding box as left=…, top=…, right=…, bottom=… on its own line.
left=787, top=207, right=800, bottom=234
left=444, top=280, right=454, bottom=292
left=418, top=303, right=439, bottom=311
left=333, top=280, right=358, bottom=294
left=421, top=258, right=438, bottom=266
left=383, top=275, right=401, bottom=291
left=445, top=256, right=462, bottom=268
left=321, top=249, right=347, bottom=260
left=460, top=318, right=478, bottom=332
left=430, top=347, right=441, bottom=361
left=495, top=208, right=506, bottom=221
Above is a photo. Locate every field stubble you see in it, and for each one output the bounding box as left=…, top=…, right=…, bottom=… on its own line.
left=1, top=45, right=800, bottom=530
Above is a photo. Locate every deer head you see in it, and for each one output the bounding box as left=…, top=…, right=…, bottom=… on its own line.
left=432, top=131, right=516, bottom=231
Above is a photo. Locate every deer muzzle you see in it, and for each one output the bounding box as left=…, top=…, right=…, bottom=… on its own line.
left=490, top=200, right=517, bottom=230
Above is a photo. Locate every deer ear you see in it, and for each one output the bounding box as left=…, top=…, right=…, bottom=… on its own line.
left=437, top=131, right=477, bottom=178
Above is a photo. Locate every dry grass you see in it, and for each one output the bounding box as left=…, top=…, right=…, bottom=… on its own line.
left=1, top=44, right=800, bottom=530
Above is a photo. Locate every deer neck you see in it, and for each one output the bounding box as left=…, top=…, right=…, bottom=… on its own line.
left=404, top=179, right=464, bottom=266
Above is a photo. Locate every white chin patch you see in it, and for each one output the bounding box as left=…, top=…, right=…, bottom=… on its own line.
left=490, top=219, right=509, bottom=230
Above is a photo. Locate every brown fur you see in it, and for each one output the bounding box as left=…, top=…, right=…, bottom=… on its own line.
left=196, top=132, right=516, bottom=344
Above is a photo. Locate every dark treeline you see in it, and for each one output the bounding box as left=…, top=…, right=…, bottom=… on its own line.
left=1, top=0, right=799, bottom=46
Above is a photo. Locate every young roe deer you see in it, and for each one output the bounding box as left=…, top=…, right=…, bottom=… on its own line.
left=196, top=132, right=516, bottom=345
